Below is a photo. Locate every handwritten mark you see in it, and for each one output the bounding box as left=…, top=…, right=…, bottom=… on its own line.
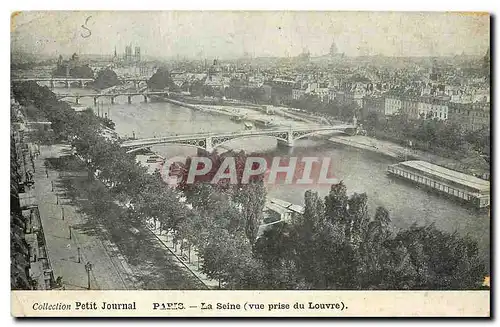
left=81, top=16, right=92, bottom=38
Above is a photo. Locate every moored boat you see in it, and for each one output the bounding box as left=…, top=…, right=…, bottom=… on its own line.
left=387, top=160, right=490, bottom=208
left=244, top=122, right=254, bottom=130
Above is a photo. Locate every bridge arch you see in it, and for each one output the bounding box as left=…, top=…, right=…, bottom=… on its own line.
left=211, top=134, right=288, bottom=150
left=123, top=93, right=149, bottom=104
left=291, top=128, right=348, bottom=142
left=125, top=140, right=209, bottom=154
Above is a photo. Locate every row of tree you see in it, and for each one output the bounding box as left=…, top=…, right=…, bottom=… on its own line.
left=12, top=81, right=267, bottom=288
left=256, top=185, right=486, bottom=289
left=13, top=81, right=488, bottom=290
left=364, top=112, right=490, bottom=160
left=289, top=95, right=359, bottom=122
left=52, top=64, right=94, bottom=79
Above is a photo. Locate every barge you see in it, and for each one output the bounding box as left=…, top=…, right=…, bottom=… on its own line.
left=387, top=160, right=490, bottom=208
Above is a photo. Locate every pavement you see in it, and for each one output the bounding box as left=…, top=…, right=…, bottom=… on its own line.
left=32, top=144, right=135, bottom=290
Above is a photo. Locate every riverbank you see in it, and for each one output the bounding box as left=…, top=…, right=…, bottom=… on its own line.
left=162, top=97, right=321, bottom=128
left=162, top=97, right=235, bottom=118
left=329, top=135, right=407, bottom=159
left=329, top=134, right=489, bottom=179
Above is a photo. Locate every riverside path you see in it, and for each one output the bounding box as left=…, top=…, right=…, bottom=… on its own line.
left=33, top=144, right=206, bottom=290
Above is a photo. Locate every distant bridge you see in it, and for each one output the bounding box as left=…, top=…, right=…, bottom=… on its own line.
left=11, top=77, right=149, bottom=89
left=56, top=91, right=169, bottom=105
left=120, top=125, right=356, bottom=153
left=12, top=77, right=94, bottom=88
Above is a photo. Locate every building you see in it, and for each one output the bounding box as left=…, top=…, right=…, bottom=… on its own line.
left=329, top=40, right=338, bottom=56
left=248, top=75, right=264, bottom=88
left=292, top=87, right=306, bottom=100
left=134, top=47, right=141, bottom=62
left=309, top=82, right=330, bottom=102
left=401, top=97, right=420, bottom=120
left=327, top=88, right=336, bottom=102
left=297, top=48, right=311, bottom=62
left=384, top=96, right=402, bottom=116
left=417, top=96, right=449, bottom=120
left=204, top=60, right=229, bottom=92
left=362, top=96, right=385, bottom=118
left=125, top=45, right=133, bottom=62
left=271, top=78, right=296, bottom=88
left=339, top=76, right=374, bottom=108
left=448, top=102, right=490, bottom=131
left=53, top=53, right=87, bottom=77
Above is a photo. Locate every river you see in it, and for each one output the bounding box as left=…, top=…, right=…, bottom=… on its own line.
left=53, top=87, right=490, bottom=265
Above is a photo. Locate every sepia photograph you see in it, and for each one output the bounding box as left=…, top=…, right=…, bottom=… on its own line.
left=10, top=10, right=491, bottom=317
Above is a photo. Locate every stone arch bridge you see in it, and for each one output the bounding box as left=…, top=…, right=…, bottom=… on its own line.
left=56, top=91, right=169, bottom=105
left=12, top=77, right=149, bottom=89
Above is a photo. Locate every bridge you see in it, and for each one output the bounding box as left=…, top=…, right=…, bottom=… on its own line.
left=11, top=77, right=149, bottom=89
left=12, top=77, right=94, bottom=88
left=120, top=125, right=356, bottom=153
left=56, top=91, right=169, bottom=105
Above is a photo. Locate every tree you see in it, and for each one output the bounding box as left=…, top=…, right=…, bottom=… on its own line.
left=190, top=79, right=206, bottom=97
left=393, top=224, right=487, bottom=289
left=365, top=112, right=380, bottom=131
left=147, top=67, right=177, bottom=91
left=30, top=125, right=55, bottom=145
left=199, top=228, right=259, bottom=289
left=324, top=181, right=349, bottom=227
left=290, top=190, right=325, bottom=285
left=92, top=68, right=121, bottom=90
left=240, top=182, right=266, bottom=244
left=253, top=223, right=305, bottom=289
left=465, top=127, right=490, bottom=158
left=347, top=193, right=370, bottom=248
left=70, top=64, right=94, bottom=79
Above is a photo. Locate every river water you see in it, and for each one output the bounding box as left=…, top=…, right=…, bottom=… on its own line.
left=54, top=87, right=490, bottom=265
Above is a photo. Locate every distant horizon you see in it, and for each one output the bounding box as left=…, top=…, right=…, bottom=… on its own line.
left=11, top=49, right=487, bottom=64
left=11, top=11, right=490, bottom=60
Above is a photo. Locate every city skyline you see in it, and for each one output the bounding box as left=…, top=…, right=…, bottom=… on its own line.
left=11, top=11, right=490, bottom=60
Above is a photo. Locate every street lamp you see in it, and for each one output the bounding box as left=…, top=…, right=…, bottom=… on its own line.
left=85, top=261, right=93, bottom=290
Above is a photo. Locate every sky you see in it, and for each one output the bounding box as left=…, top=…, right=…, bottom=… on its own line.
left=10, top=11, right=490, bottom=59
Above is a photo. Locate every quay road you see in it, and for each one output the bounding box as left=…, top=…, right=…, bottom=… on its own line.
left=33, top=145, right=132, bottom=289
left=34, top=144, right=206, bottom=290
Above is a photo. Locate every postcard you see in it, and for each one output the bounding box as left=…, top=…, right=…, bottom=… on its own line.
left=10, top=11, right=490, bottom=317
